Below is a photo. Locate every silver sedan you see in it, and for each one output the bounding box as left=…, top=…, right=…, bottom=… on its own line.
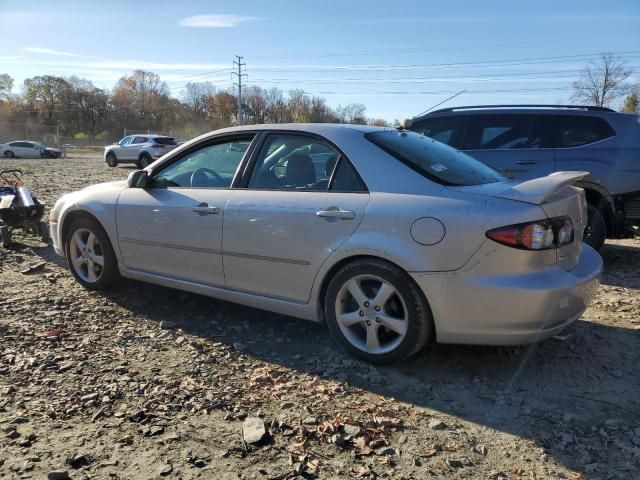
left=49, top=124, right=602, bottom=364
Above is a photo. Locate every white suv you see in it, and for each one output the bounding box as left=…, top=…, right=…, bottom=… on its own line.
left=104, top=135, right=178, bottom=168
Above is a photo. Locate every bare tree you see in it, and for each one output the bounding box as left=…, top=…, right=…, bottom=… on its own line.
left=572, top=53, right=632, bottom=107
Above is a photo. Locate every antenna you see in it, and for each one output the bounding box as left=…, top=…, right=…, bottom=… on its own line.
left=415, top=89, right=466, bottom=118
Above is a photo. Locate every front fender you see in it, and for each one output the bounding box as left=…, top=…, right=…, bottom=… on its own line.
left=53, top=184, right=125, bottom=262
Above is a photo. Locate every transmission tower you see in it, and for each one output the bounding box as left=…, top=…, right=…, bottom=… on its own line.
left=232, top=55, right=247, bottom=125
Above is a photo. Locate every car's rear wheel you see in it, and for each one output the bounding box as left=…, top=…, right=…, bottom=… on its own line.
left=106, top=152, right=118, bottom=167
left=584, top=204, right=606, bottom=251
left=4, top=151, right=14, bottom=158
left=324, top=259, right=433, bottom=365
left=65, top=217, right=119, bottom=290
left=139, top=153, right=152, bottom=168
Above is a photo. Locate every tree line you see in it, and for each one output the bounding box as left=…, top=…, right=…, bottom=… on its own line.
left=0, top=70, right=385, bottom=144
left=0, top=53, right=638, bottom=145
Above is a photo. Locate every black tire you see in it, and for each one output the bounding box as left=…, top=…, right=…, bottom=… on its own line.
left=106, top=152, right=118, bottom=167
left=4, top=151, right=14, bottom=158
left=0, top=226, right=11, bottom=248
left=64, top=217, right=120, bottom=290
left=584, top=204, right=606, bottom=251
left=39, top=221, right=50, bottom=244
left=324, top=259, right=433, bottom=365
left=139, top=153, right=153, bottom=168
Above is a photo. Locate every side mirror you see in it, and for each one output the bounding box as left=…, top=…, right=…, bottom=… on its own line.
left=127, top=170, right=150, bottom=188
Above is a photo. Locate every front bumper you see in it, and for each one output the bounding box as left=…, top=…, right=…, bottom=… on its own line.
left=410, top=244, right=603, bottom=345
left=49, top=218, right=64, bottom=257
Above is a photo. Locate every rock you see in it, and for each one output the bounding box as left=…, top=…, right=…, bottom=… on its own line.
left=330, top=433, right=346, bottom=447
left=80, top=392, right=99, bottom=402
left=9, top=416, right=28, bottom=424
left=429, top=419, right=447, bottom=430
left=18, top=438, right=32, bottom=447
left=194, top=459, right=207, bottom=468
left=5, top=429, right=19, bottom=439
left=343, top=424, right=362, bottom=437
left=446, top=458, right=464, bottom=468
left=303, top=416, right=317, bottom=425
left=160, top=464, right=173, bottom=476
left=22, top=460, right=34, bottom=471
left=243, top=417, right=266, bottom=443
left=375, top=447, right=398, bottom=456
left=67, top=452, right=89, bottom=468
left=280, top=401, right=294, bottom=410
left=144, top=426, right=164, bottom=437
left=48, top=471, right=70, bottom=480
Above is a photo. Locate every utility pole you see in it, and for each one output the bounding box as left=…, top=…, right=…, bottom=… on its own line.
left=232, top=55, right=247, bottom=125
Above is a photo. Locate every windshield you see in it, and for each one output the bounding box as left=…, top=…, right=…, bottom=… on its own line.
left=366, top=130, right=505, bottom=186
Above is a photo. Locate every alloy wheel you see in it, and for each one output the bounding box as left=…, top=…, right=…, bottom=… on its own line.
left=334, top=274, right=408, bottom=355
left=68, top=227, right=104, bottom=283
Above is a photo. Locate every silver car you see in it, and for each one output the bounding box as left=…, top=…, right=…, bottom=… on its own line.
left=49, top=124, right=602, bottom=364
left=104, top=135, right=178, bottom=168
left=1, top=140, right=47, bottom=158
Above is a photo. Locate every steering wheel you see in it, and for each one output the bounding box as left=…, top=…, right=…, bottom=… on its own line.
left=190, top=167, right=224, bottom=187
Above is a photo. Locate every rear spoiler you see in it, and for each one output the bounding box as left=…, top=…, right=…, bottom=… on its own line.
left=494, top=171, right=589, bottom=205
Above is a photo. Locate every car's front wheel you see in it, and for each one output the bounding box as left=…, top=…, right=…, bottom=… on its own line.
left=324, top=259, right=433, bottom=365
left=106, top=152, right=118, bottom=167
left=4, top=150, right=14, bottom=158
left=65, top=217, right=119, bottom=290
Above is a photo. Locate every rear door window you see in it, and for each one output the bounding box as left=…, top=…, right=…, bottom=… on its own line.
left=411, top=116, right=463, bottom=147
left=132, top=136, right=148, bottom=144
left=153, top=137, right=177, bottom=146
left=367, top=130, right=504, bottom=186
left=551, top=115, right=615, bottom=148
left=463, top=114, right=545, bottom=150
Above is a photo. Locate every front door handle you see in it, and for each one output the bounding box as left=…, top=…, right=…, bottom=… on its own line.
left=316, top=207, right=355, bottom=220
left=192, top=203, right=219, bottom=215
left=516, top=160, right=537, bottom=166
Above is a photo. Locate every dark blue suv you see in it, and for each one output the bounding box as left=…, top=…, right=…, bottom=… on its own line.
left=408, top=105, right=640, bottom=250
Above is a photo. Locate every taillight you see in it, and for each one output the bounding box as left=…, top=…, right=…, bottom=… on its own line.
left=487, top=216, right=574, bottom=250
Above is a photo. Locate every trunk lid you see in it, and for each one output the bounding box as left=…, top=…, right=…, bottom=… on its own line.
left=449, top=172, right=589, bottom=271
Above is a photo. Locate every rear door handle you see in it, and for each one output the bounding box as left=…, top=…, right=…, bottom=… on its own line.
left=516, top=160, right=537, bottom=165
left=316, top=207, right=355, bottom=220
left=192, top=203, right=219, bottom=215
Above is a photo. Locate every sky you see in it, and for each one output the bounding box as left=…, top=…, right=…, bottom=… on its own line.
left=0, top=0, right=639, bottom=121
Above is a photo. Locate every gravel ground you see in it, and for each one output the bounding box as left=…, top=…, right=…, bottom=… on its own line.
left=1, top=152, right=639, bottom=480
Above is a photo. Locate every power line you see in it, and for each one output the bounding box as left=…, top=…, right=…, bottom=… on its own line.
left=249, top=32, right=639, bottom=60
left=243, top=50, right=640, bottom=73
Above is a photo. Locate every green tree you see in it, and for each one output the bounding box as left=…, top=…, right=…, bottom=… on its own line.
left=620, top=90, right=639, bottom=114
left=0, top=74, right=13, bottom=100
left=24, top=75, right=69, bottom=122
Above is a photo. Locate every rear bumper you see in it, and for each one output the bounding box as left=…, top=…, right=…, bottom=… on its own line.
left=410, top=244, right=603, bottom=345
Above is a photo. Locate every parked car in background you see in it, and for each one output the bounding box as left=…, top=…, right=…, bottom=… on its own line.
left=104, top=135, right=178, bottom=168
left=408, top=105, right=640, bottom=250
left=0, top=140, right=61, bottom=159
left=50, top=124, right=601, bottom=364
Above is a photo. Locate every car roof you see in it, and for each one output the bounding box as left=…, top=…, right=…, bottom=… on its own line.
left=412, top=104, right=621, bottom=122
left=207, top=123, right=390, bottom=137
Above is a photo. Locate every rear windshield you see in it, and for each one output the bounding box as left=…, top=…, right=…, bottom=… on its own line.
left=153, top=137, right=177, bottom=145
left=366, top=130, right=505, bottom=186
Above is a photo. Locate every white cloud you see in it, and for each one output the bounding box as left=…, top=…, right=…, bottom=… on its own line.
left=178, top=14, right=258, bottom=28
left=23, top=47, right=89, bottom=58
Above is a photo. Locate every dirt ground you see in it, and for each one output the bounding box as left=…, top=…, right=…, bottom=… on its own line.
left=1, top=152, right=639, bottom=480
